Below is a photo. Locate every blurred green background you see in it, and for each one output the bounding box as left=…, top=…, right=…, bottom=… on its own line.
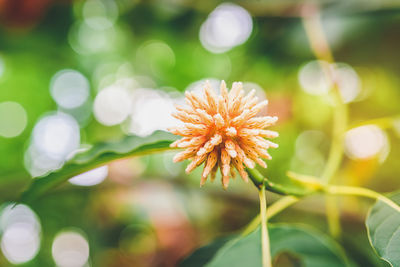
left=0, top=0, right=399, bottom=266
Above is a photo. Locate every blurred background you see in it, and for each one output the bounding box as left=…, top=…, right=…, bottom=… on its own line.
left=0, top=0, right=399, bottom=266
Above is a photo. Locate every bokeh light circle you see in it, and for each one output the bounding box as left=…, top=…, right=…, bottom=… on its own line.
left=69, top=165, right=108, bottom=186
left=200, top=3, right=253, bottom=53
left=136, top=41, right=175, bottom=76
left=0, top=204, right=41, bottom=265
left=93, top=85, right=132, bottom=126
left=126, top=88, right=182, bottom=136
left=25, top=113, right=81, bottom=177
left=32, top=113, right=80, bottom=160
left=298, top=60, right=361, bottom=103
left=50, top=69, right=90, bottom=109
left=298, top=60, right=331, bottom=96
left=82, top=0, right=119, bottom=30
left=344, top=125, right=389, bottom=160
left=52, top=230, right=89, bottom=267
left=0, top=101, right=28, bottom=138
left=333, top=63, right=361, bottom=103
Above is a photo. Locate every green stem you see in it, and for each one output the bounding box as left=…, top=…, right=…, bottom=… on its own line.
left=321, top=89, right=348, bottom=184
left=323, top=88, right=347, bottom=238
left=267, top=196, right=299, bottom=218
left=326, top=185, right=400, bottom=213
left=302, top=10, right=348, bottom=239
left=247, top=167, right=265, bottom=188
left=326, top=195, right=341, bottom=237
left=241, top=196, right=299, bottom=237
left=349, top=115, right=399, bottom=130
left=259, top=184, right=272, bottom=267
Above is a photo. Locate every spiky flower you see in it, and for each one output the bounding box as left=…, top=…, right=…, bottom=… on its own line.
left=169, top=81, right=278, bottom=189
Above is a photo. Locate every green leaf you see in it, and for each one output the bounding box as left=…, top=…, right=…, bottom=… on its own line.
left=21, top=131, right=178, bottom=202
left=366, top=192, right=400, bottom=266
left=268, top=224, right=349, bottom=267
left=181, top=224, right=349, bottom=267
left=179, top=236, right=232, bottom=267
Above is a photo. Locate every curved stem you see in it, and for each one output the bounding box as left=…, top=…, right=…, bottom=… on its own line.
left=241, top=196, right=299, bottom=237
left=302, top=10, right=348, bottom=238
left=259, top=184, right=272, bottom=267
left=326, top=185, right=400, bottom=213
left=349, top=115, right=399, bottom=130
left=326, top=196, right=341, bottom=237
left=247, top=167, right=265, bottom=188
left=267, top=196, right=299, bottom=218
left=241, top=214, right=261, bottom=237
left=321, top=90, right=348, bottom=184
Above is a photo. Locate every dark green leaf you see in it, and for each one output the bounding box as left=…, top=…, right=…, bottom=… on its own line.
left=21, top=131, right=178, bottom=202
left=273, top=251, right=303, bottom=267
left=366, top=192, right=400, bottom=267
left=268, top=224, right=349, bottom=267
left=182, top=224, right=349, bottom=267
left=179, top=236, right=232, bottom=267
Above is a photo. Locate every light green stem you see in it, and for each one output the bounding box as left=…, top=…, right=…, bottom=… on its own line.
left=267, top=196, right=299, bottom=218
left=349, top=115, right=399, bottom=130
left=321, top=89, right=348, bottom=184
left=326, top=185, right=400, bottom=213
left=241, top=196, right=299, bottom=237
left=326, top=195, right=341, bottom=237
left=323, top=87, right=347, bottom=238
left=259, top=184, right=272, bottom=267
left=302, top=12, right=349, bottom=238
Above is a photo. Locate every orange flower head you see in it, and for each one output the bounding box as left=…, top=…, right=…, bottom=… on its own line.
left=169, top=81, right=278, bottom=189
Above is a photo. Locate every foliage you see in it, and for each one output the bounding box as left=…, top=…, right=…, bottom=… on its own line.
left=0, top=0, right=400, bottom=266
left=366, top=192, right=400, bottom=267
left=21, top=131, right=178, bottom=202
left=182, top=224, right=349, bottom=267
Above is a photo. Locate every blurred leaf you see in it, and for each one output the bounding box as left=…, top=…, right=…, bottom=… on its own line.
left=366, top=192, right=400, bottom=267
left=273, top=251, right=303, bottom=267
left=181, top=224, right=350, bottom=267
left=21, top=131, right=178, bottom=202
left=179, top=236, right=232, bottom=267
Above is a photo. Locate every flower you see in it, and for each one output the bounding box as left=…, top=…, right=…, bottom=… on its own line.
left=169, top=81, right=278, bottom=188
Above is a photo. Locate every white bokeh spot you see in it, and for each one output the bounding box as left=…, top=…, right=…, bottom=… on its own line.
left=200, top=3, right=253, bottom=53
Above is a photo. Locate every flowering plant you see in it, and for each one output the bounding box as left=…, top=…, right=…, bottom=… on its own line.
left=17, top=7, right=400, bottom=267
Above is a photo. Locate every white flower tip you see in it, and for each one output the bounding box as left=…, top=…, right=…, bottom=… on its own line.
left=269, top=142, right=278, bottom=148
left=197, top=148, right=206, bottom=156
left=247, top=161, right=255, bottom=169
left=226, top=127, right=237, bottom=137
left=228, top=150, right=237, bottom=158
left=200, top=177, right=207, bottom=187
left=177, top=142, right=187, bottom=148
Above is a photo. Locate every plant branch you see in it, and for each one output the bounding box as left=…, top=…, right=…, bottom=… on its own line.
left=320, top=91, right=348, bottom=184
left=259, top=184, right=272, bottom=267
left=247, top=167, right=265, bottom=188
left=326, top=185, right=400, bottom=213
left=241, top=196, right=299, bottom=237
left=302, top=6, right=348, bottom=238
left=349, top=115, right=399, bottom=130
